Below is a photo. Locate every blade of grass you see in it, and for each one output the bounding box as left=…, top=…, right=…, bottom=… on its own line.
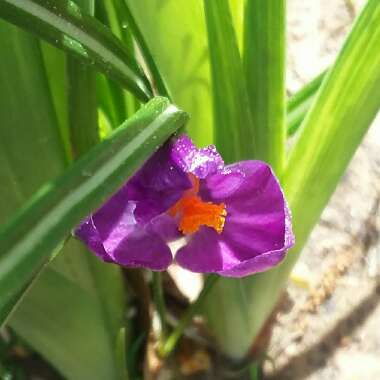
left=0, top=0, right=152, bottom=101
left=203, top=0, right=255, bottom=162
left=0, top=97, right=188, bottom=326
left=243, top=0, right=286, bottom=173
left=204, top=0, right=380, bottom=358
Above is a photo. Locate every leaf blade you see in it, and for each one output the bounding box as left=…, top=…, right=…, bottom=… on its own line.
left=0, top=0, right=152, bottom=101
left=243, top=0, right=286, bottom=173
left=203, top=0, right=255, bottom=162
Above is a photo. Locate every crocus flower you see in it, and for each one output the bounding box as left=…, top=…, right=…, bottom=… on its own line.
left=75, top=135, right=294, bottom=277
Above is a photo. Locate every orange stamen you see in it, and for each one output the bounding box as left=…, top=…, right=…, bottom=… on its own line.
left=168, top=174, right=227, bottom=234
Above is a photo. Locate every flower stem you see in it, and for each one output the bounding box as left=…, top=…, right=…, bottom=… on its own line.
left=152, top=272, right=167, bottom=341
left=158, top=274, right=220, bottom=358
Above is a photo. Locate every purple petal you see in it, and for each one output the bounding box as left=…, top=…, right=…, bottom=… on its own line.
left=75, top=217, right=113, bottom=262
left=171, top=135, right=224, bottom=179
left=176, top=161, right=294, bottom=277
left=74, top=201, right=173, bottom=271
left=111, top=228, right=173, bottom=271
left=147, top=213, right=181, bottom=242
left=126, top=142, right=192, bottom=224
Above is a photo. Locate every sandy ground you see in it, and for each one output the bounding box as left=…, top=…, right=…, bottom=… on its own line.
left=265, top=1, right=380, bottom=379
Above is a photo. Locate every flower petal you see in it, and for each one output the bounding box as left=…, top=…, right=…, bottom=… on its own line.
left=111, top=228, right=173, bottom=271
left=175, top=227, right=241, bottom=273
left=176, top=161, right=294, bottom=277
left=175, top=227, right=288, bottom=276
left=171, top=135, right=224, bottom=179
left=74, top=200, right=173, bottom=271
left=126, top=142, right=192, bottom=224
left=75, top=217, right=113, bottom=262
left=147, top=213, right=181, bottom=242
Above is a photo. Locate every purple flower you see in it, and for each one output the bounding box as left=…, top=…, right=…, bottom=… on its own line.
left=75, top=135, right=294, bottom=277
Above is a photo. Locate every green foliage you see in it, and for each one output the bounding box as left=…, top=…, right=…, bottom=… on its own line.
left=204, top=0, right=380, bottom=357
left=204, top=0, right=254, bottom=163
left=0, top=0, right=152, bottom=101
left=243, top=0, right=286, bottom=173
left=0, top=0, right=379, bottom=376
left=124, top=0, right=213, bottom=145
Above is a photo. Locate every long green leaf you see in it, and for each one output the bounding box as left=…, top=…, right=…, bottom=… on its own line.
left=0, top=97, right=188, bottom=325
left=204, top=0, right=380, bottom=358
left=0, top=18, right=125, bottom=379
left=10, top=262, right=123, bottom=380
left=243, top=0, right=286, bottom=173
left=95, top=0, right=138, bottom=126
left=67, top=0, right=98, bottom=156
left=203, top=0, right=254, bottom=162
left=0, top=20, right=65, bottom=224
left=0, top=0, right=152, bottom=101
left=39, top=41, right=71, bottom=159
left=68, top=56, right=99, bottom=154
left=123, top=0, right=213, bottom=146
left=287, top=70, right=327, bottom=136
left=122, top=2, right=169, bottom=99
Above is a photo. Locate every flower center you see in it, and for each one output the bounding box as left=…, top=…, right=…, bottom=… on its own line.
left=168, top=175, right=227, bottom=235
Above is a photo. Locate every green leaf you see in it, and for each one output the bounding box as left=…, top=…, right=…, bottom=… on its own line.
left=228, top=0, right=244, bottom=53
left=122, top=2, right=169, bottom=99
left=0, top=20, right=65, bottom=224
left=0, top=0, right=152, bottom=101
left=243, top=0, right=286, bottom=173
left=287, top=70, right=327, bottom=136
left=68, top=57, right=99, bottom=154
left=0, top=16, right=124, bottom=379
left=203, top=0, right=254, bottom=163
left=204, top=0, right=380, bottom=358
left=10, top=260, right=124, bottom=380
left=95, top=0, right=139, bottom=126
left=67, top=0, right=98, bottom=156
left=0, top=97, right=188, bottom=326
left=123, top=0, right=213, bottom=146
left=284, top=0, right=380, bottom=258
left=39, top=41, right=71, bottom=159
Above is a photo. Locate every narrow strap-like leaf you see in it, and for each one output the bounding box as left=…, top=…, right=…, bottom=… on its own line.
left=287, top=70, right=327, bottom=136
left=243, top=0, right=286, bottom=173
left=122, top=2, right=170, bottom=99
left=67, top=0, right=98, bottom=156
left=0, top=97, right=188, bottom=326
left=204, top=0, right=255, bottom=163
left=0, top=0, right=152, bottom=101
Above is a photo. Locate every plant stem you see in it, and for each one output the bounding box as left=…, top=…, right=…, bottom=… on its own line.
left=158, top=274, right=219, bottom=358
left=249, top=363, right=260, bottom=380
left=152, top=272, right=167, bottom=342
